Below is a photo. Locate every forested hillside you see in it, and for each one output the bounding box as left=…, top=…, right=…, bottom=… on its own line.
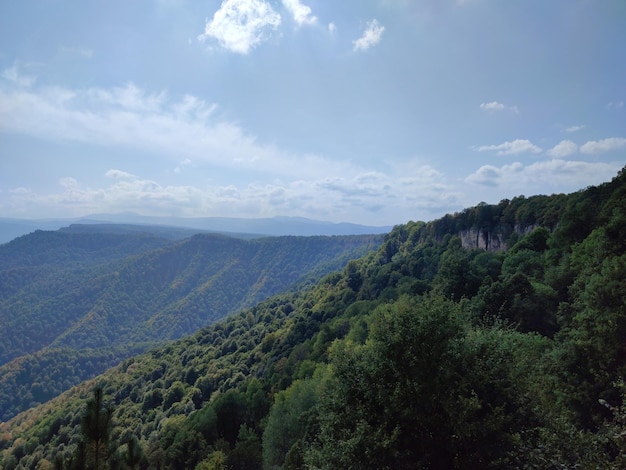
left=1, top=168, right=625, bottom=469
left=0, top=230, right=381, bottom=422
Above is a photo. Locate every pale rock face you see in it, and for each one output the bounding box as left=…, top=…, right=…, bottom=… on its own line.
left=458, top=228, right=504, bottom=251
left=458, top=224, right=538, bottom=252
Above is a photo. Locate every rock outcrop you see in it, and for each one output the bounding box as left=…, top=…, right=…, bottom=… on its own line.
left=458, top=224, right=539, bottom=252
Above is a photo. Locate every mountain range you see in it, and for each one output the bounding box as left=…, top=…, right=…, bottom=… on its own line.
left=0, top=214, right=393, bottom=245
left=1, top=167, right=625, bottom=468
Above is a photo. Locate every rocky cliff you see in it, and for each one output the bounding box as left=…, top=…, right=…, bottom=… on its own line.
left=459, top=224, right=539, bottom=251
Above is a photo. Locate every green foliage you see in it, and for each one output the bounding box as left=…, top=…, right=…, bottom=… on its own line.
left=555, top=208, right=626, bottom=428
left=195, top=450, right=227, bottom=470
left=263, top=376, right=322, bottom=468
left=77, top=387, right=114, bottom=469
left=433, top=240, right=485, bottom=299
left=2, top=167, right=626, bottom=469
left=0, top=231, right=382, bottom=421
left=305, top=296, right=546, bottom=468
left=0, top=345, right=149, bottom=422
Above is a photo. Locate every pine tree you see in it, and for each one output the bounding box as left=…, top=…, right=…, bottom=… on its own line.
left=79, top=387, right=113, bottom=469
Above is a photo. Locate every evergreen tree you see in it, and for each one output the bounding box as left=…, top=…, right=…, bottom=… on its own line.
left=78, top=387, right=114, bottom=469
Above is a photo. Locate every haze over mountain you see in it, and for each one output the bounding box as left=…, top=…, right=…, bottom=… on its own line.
left=0, top=215, right=392, bottom=245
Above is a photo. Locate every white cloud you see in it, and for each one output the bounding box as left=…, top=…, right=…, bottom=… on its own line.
left=475, top=139, right=542, bottom=156
left=328, top=22, right=337, bottom=34
left=580, top=137, right=626, bottom=154
left=565, top=124, right=585, bottom=133
left=198, top=0, right=281, bottom=54
left=480, top=101, right=504, bottom=112
left=59, top=177, right=79, bottom=188
left=281, top=0, right=317, bottom=26
left=92, top=82, right=167, bottom=112
left=0, top=78, right=364, bottom=184
left=479, top=101, right=519, bottom=114
left=33, top=175, right=206, bottom=216
left=3, top=166, right=461, bottom=225
left=353, top=19, right=385, bottom=52
left=465, top=163, right=519, bottom=187
left=606, top=101, right=624, bottom=110
left=546, top=140, right=578, bottom=158
left=466, top=160, right=622, bottom=190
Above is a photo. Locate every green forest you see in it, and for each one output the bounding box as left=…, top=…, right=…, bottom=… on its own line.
left=1, top=167, right=625, bottom=469
left=0, top=231, right=381, bottom=422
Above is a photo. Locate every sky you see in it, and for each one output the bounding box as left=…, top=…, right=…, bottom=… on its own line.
left=1, top=0, right=625, bottom=226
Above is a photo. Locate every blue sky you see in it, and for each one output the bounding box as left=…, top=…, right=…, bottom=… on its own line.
left=1, top=0, right=625, bottom=226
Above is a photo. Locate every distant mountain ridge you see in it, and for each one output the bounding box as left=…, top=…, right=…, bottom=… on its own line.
left=0, top=214, right=392, bottom=244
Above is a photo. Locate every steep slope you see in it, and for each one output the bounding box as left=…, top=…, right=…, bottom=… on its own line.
left=1, top=167, right=625, bottom=468
left=0, top=231, right=382, bottom=421
left=1, top=233, right=382, bottom=357
left=0, top=230, right=173, bottom=363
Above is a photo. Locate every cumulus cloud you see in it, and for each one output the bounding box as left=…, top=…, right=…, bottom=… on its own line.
left=580, top=137, right=626, bottom=154
left=353, top=19, right=385, bottom=52
left=198, top=0, right=281, bottom=54
left=3, top=165, right=462, bottom=225
left=328, top=22, right=337, bottom=34
left=475, top=139, right=542, bottom=156
left=479, top=101, right=519, bottom=114
left=281, top=0, right=317, bottom=26
left=466, top=160, right=622, bottom=191
left=464, top=164, right=505, bottom=187
left=26, top=175, right=206, bottom=216
left=547, top=140, right=578, bottom=158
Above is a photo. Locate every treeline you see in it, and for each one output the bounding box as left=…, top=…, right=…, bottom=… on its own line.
left=1, top=167, right=625, bottom=468
left=0, top=231, right=382, bottom=421
left=419, top=180, right=614, bottom=252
